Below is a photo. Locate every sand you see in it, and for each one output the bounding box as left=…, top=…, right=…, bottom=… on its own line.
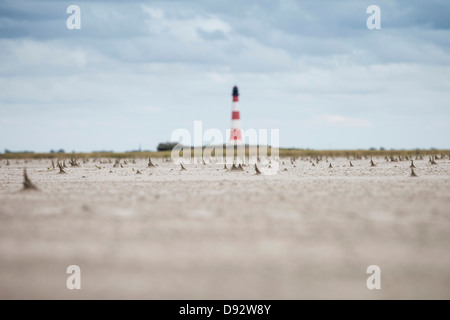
left=0, top=156, right=449, bottom=299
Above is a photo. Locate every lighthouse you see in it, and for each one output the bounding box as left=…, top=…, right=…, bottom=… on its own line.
left=229, top=86, right=243, bottom=143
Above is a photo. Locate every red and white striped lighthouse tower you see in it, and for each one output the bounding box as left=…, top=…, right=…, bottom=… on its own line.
left=229, top=85, right=243, bottom=143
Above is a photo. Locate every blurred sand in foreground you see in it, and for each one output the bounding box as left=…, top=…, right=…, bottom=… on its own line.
left=0, top=156, right=449, bottom=299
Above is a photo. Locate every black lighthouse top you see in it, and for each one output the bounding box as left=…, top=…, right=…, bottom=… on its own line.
left=232, top=86, right=239, bottom=96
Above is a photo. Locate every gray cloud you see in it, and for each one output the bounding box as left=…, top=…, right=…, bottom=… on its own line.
left=0, top=0, right=449, bottom=151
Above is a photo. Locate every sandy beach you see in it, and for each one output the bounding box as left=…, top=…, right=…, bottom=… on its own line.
left=0, top=156, right=449, bottom=299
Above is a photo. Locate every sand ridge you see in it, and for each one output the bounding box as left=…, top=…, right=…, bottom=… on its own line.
left=0, top=156, right=449, bottom=299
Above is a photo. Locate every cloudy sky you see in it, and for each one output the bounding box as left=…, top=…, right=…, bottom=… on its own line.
left=1, top=0, right=449, bottom=152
